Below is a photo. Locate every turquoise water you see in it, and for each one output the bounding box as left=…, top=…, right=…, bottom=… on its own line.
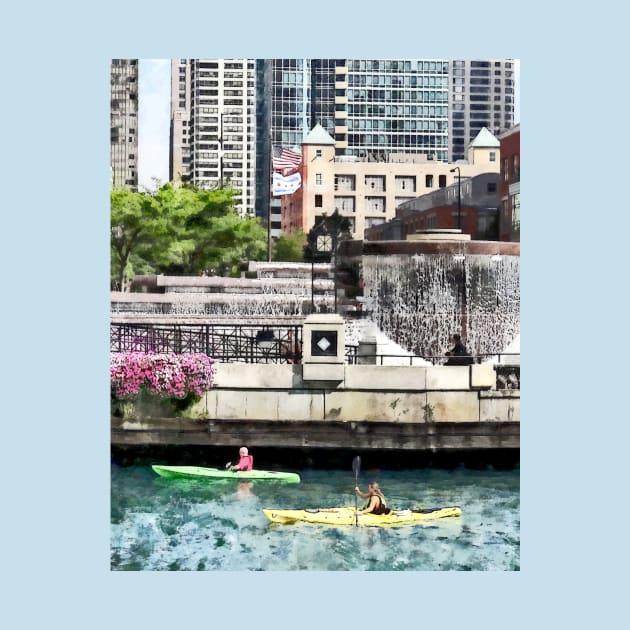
left=111, top=463, right=519, bottom=571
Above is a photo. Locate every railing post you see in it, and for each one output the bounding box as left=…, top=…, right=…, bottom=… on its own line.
left=357, top=335, right=377, bottom=365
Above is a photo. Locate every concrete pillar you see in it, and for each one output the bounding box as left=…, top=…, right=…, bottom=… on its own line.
left=357, top=336, right=377, bottom=365
left=302, top=313, right=345, bottom=382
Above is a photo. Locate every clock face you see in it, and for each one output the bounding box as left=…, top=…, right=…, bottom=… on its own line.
left=317, top=235, right=333, bottom=252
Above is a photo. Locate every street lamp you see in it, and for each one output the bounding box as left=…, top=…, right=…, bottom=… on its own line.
left=450, top=166, right=462, bottom=231
left=219, top=111, right=224, bottom=188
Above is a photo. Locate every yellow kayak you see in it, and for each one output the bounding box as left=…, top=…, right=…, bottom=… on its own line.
left=262, top=506, right=462, bottom=527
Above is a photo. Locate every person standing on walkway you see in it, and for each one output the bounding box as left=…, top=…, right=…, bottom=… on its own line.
left=445, top=333, right=473, bottom=365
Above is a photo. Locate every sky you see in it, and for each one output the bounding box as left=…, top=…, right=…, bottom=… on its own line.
left=138, top=59, right=520, bottom=190
left=138, top=59, right=170, bottom=190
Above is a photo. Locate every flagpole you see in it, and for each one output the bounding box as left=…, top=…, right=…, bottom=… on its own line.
left=267, top=128, right=272, bottom=262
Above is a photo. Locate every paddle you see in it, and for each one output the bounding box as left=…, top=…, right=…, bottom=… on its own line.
left=225, top=461, right=232, bottom=470
left=352, top=455, right=361, bottom=527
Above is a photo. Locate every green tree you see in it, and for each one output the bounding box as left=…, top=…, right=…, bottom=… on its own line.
left=111, top=188, right=167, bottom=291
left=272, top=229, right=306, bottom=262
left=111, top=183, right=268, bottom=288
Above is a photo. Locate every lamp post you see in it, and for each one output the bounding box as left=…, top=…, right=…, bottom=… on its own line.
left=219, top=111, right=224, bottom=188
left=450, top=166, right=462, bottom=231
left=316, top=230, right=333, bottom=313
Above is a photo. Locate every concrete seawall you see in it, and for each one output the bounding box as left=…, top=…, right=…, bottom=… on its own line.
left=111, top=362, right=519, bottom=452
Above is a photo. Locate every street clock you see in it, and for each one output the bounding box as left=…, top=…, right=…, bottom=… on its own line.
left=316, top=234, right=333, bottom=253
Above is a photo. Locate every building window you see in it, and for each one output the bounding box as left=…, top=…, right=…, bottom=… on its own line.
left=315, top=149, right=322, bottom=158
left=334, top=196, right=355, bottom=212
left=334, top=174, right=356, bottom=192
left=489, top=151, right=496, bottom=162
left=487, top=182, right=497, bottom=193
left=315, top=194, right=323, bottom=208
left=365, top=197, right=386, bottom=213
left=425, top=174, right=433, bottom=188
left=316, top=173, right=322, bottom=185
left=438, top=174, right=446, bottom=188
left=364, top=175, right=386, bottom=192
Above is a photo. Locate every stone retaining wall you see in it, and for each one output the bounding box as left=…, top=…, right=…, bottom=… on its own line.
left=111, top=362, right=519, bottom=451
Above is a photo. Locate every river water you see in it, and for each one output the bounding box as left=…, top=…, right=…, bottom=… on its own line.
left=111, top=461, right=519, bottom=571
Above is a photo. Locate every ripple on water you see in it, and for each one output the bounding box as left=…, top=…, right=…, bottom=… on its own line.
left=111, top=465, right=519, bottom=571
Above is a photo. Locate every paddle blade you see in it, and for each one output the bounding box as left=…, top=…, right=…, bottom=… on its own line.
left=225, top=461, right=232, bottom=470
left=352, top=456, right=361, bottom=478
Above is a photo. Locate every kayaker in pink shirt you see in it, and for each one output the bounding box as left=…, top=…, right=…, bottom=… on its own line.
left=230, top=446, right=253, bottom=471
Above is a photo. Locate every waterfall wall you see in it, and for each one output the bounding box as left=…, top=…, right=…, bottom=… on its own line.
left=339, top=239, right=520, bottom=359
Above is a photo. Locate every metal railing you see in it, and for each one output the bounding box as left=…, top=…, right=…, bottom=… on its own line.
left=110, top=324, right=519, bottom=386
left=344, top=352, right=519, bottom=366
left=110, top=323, right=303, bottom=364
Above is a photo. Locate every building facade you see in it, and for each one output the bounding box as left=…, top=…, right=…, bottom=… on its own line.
left=110, top=59, right=138, bottom=190
left=169, top=59, right=192, bottom=183
left=498, top=124, right=520, bottom=241
left=281, top=125, right=501, bottom=240
left=449, top=59, right=516, bottom=162
left=170, top=59, right=257, bottom=216
left=365, top=172, right=500, bottom=241
left=169, top=58, right=515, bottom=227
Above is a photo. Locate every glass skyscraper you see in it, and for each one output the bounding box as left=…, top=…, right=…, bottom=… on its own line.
left=170, top=58, right=515, bottom=228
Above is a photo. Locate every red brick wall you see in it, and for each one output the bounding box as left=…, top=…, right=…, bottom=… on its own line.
left=499, top=128, right=520, bottom=242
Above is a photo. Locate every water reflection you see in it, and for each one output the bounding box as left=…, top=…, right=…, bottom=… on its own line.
left=236, top=481, right=254, bottom=500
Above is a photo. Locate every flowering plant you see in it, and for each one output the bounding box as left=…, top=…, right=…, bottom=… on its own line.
left=110, top=352, right=215, bottom=400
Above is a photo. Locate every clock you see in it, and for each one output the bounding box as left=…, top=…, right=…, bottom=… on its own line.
left=317, top=234, right=333, bottom=252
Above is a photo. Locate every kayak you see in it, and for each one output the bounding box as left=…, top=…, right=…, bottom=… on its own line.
left=152, top=465, right=300, bottom=483
left=262, top=506, right=461, bottom=527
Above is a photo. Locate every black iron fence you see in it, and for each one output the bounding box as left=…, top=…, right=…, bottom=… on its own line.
left=110, top=323, right=519, bottom=386
left=110, top=323, right=303, bottom=364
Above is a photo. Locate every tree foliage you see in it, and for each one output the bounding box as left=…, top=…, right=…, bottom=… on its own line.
left=272, top=229, right=306, bottom=262
left=111, top=183, right=267, bottom=290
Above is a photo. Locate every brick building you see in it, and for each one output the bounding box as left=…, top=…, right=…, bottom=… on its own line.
left=498, top=124, right=520, bottom=241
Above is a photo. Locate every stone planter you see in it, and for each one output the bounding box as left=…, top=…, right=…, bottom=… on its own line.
left=111, top=390, right=208, bottom=420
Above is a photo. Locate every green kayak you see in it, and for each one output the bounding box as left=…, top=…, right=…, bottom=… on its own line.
left=151, top=465, right=300, bottom=483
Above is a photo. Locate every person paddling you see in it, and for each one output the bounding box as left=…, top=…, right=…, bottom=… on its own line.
left=229, top=446, right=254, bottom=472
left=354, top=481, right=390, bottom=515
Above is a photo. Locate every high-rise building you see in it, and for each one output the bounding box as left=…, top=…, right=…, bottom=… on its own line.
left=342, top=58, right=450, bottom=161
left=170, top=58, right=515, bottom=226
left=260, top=59, right=453, bottom=237
left=449, top=59, right=515, bottom=162
left=265, top=59, right=451, bottom=160
left=169, top=59, right=192, bottom=183
left=170, top=59, right=257, bottom=216
left=110, top=59, right=138, bottom=190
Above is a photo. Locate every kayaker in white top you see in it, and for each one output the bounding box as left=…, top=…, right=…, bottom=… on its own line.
left=355, top=481, right=390, bottom=515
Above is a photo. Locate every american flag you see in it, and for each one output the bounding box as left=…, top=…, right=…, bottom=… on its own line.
left=272, top=147, right=302, bottom=174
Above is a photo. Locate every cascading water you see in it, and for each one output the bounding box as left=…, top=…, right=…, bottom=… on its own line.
left=112, top=264, right=337, bottom=319
left=361, top=253, right=520, bottom=359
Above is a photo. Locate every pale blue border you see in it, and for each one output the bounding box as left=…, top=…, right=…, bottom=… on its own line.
left=5, top=0, right=623, bottom=627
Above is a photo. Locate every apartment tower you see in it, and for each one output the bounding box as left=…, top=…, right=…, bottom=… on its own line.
left=110, top=59, right=139, bottom=190
left=449, top=59, right=516, bottom=162
left=170, top=58, right=515, bottom=226
left=170, top=59, right=257, bottom=216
